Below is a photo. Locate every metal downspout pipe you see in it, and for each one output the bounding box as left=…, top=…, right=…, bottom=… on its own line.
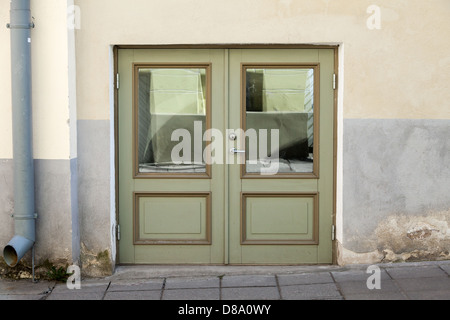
left=3, top=0, right=36, bottom=268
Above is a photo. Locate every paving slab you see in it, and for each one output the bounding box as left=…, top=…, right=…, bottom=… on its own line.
left=108, top=278, right=164, bottom=292
left=0, top=294, right=45, bottom=300
left=2, top=261, right=449, bottom=300
left=337, top=279, right=402, bottom=295
left=104, top=290, right=161, bottom=300
left=438, top=263, right=450, bottom=275
left=51, top=280, right=110, bottom=293
left=162, top=288, right=220, bottom=300
left=280, top=283, right=341, bottom=300
left=344, top=292, right=407, bottom=300
left=404, top=290, right=450, bottom=300
left=221, top=275, right=277, bottom=287
left=47, top=280, right=110, bottom=300
left=222, top=286, right=280, bottom=300
left=386, top=265, right=448, bottom=279
left=331, top=268, right=390, bottom=282
left=46, top=291, right=105, bottom=300
left=0, top=279, right=54, bottom=295
left=165, top=276, right=219, bottom=289
left=394, top=276, right=450, bottom=292
left=277, top=272, right=334, bottom=286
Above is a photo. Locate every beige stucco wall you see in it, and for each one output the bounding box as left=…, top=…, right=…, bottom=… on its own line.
left=74, top=0, right=450, bottom=121
left=0, top=0, right=75, bottom=159
left=0, top=6, right=12, bottom=159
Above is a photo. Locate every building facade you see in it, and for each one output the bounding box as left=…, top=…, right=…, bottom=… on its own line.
left=1, top=0, right=449, bottom=276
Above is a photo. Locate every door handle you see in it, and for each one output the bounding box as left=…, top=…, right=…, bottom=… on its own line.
left=230, top=148, right=245, bottom=154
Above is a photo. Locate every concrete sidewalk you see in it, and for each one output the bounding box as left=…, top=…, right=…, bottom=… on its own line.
left=1, top=260, right=449, bottom=300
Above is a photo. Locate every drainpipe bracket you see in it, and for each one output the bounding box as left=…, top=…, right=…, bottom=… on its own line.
left=11, top=213, right=38, bottom=219
left=6, top=22, right=35, bottom=29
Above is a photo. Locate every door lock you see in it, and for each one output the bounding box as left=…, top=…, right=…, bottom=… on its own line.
left=230, top=148, right=245, bottom=154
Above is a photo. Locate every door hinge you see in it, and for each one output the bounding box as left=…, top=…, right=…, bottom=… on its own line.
left=116, top=73, right=120, bottom=90
left=333, top=74, right=337, bottom=90
left=331, top=225, right=335, bottom=241
left=116, top=224, right=121, bottom=241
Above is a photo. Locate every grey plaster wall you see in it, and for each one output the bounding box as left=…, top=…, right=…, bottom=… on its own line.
left=1, top=120, right=113, bottom=275
left=77, top=120, right=113, bottom=275
left=0, top=159, right=79, bottom=265
left=34, top=159, right=79, bottom=264
left=1, top=119, right=113, bottom=275
left=0, top=160, right=15, bottom=248
left=343, top=119, right=450, bottom=260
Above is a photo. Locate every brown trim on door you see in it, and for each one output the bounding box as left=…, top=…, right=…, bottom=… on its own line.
left=240, top=192, right=319, bottom=245
left=113, top=45, right=120, bottom=261
left=114, top=45, right=340, bottom=265
left=133, top=192, right=212, bottom=245
left=240, top=63, right=320, bottom=179
left=116, top=44, right=339, bottom=50
left=332, top=47, right=339, bottom=265
left=132, top=63, right=212, bottom=179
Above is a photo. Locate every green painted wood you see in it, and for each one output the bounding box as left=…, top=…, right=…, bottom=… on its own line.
left=244, top=196, right=314, bottom=242
left=228, top=49, right=335, bottom=264
left=242, top=179, right=318, bottom=193
left=317, top=49, right=335, bottom=263
left=139, top=196, right=207, bottom=240
left=118, top=48, right=334, bottom=265
left=118, top=49, right=135, bottom=264
left=118, top=49, right=226, bottom=264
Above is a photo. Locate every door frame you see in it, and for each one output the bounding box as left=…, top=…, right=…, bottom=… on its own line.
left=113, top=44, right=340, bottom=265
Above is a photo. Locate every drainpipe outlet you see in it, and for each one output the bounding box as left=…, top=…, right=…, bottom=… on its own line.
left=3, top=235, right=35, bottom=267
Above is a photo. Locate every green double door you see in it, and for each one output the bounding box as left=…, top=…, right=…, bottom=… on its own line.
left=118, top=48, right=335, bottom=264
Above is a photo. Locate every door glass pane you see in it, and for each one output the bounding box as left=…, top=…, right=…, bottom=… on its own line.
left=136, top=67, right=208, bottom=174
left=245, top=67, right=315, bottom=174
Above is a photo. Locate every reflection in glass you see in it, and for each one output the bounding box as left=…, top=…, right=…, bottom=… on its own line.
left=245, top=68, right=315, bottom=174
left=137, top=68, right=207, bottom=174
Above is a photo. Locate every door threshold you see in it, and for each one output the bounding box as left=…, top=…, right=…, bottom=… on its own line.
left=109, top=264, right=339, bottom=280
